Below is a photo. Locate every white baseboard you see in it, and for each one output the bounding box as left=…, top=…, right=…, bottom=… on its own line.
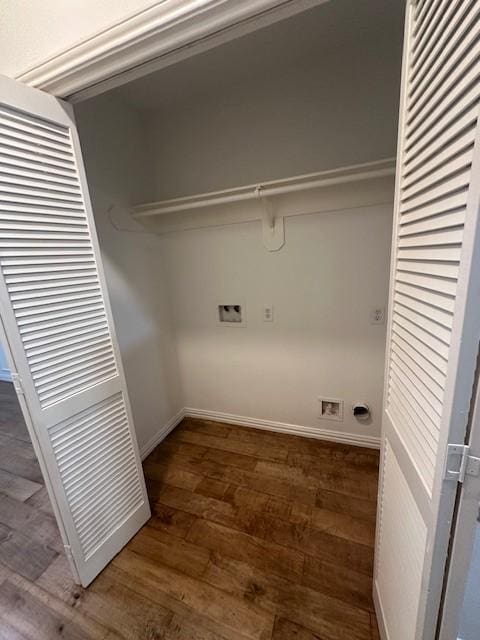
left=139, top=406, right=380, bottom=461
left=0, top=368, right=11, bottom=382
left=373, top=579, right=389, bottom=640
left=184, top=407, right=381, bottom=449
left=139, top=408, right=185, bottom=460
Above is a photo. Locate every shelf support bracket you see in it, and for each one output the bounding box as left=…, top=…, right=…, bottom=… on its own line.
left=255, top=186, right=285, bottom=251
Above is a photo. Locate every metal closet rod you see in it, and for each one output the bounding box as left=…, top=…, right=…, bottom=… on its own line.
left=131, top=158, right=396, bottom=218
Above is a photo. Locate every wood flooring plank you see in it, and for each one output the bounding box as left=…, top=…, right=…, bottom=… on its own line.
left=302, top=555, right=374, bottom=612
left=25, top=487, right=55, bottom=517
left=203, top=447, right=259, bottom=471
left=36, top=554, right=83, bottom=605
left=315, top=489, right=377, bottom=522
left=0, top=559, right=14, bottom=585
left=370, top=613, right=380, bottom=640
left=265, top=496, right=293, bottom=520
left=114, top=523, right=371, bottom=640
left=182, top=418, right=233, bottom=438
left=146, top=439, right=208, bottom=465
left=0, top=386, right=31, bottom=445
left=0, top=448, right=43, bottom=484
left=0, top=493, right=63, bottom=553
left=226, top=425, right=298, bottom=448
left=0, top=523, right=58, bottom=581
left=0, top=575, right=110, bottom=640
left=196, top=477, right=229, bottom=500
left=223, top=485, right=271, bottom=511
left=311, top=508, right=376, bottom=547
left=157, top=484, right=238, bottom=527
left=306, top=467, right=378, bottom=501
left=256, top=450, right=379, bottom=504
left=254, top=460, right=319, bottom=489
left=0, top=468, right=42, bottom=502
left=201, top=551, right=371, bottom=640
left=287, top=448, right=379, bottom=472
left=0, top=433, right=36, bottom=461
left=148, top=502, right=197, bottom=538
left=54, top=563, right=174, bottom=640
left=109, top=562, right=243, bottom=640
left=147, top=450, right=318, bottom=506
left=171, top=429, right=289, bottom=462
left=128, top=526, right=210, bottom=577
left=38, top=555, right=233, bottom=640
left=143, top=460, right=202, bottom=492
left=187, top=518, right=304, bottom=583
left=265, top=517, right=374, bottom=576
left=272, top=617, right=327, bottom=639
left=113, top=548, right=275, bottom=640
left=0, top=621, right=30, bottom=640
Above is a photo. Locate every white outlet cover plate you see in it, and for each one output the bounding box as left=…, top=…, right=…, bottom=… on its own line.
left=371, top=307, right=385, bottom=324
left=263, top=305, right=274, bottom=322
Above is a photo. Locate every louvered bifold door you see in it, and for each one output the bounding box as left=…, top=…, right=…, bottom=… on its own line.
left=374, top=2, right=480, bottom=639
left=0, top=75, right=150, bottom=586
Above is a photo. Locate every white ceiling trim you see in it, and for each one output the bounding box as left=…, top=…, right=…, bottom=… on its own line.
left=17, top=0, right=328, bottom=102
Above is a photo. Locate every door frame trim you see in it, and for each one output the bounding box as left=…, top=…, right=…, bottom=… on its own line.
left=16, top=0, right=328, bottom=102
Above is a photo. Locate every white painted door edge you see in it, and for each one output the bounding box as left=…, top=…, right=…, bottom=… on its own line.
left=17, top=0, right=329, bottom=102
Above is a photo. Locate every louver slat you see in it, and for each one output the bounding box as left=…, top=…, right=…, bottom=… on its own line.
left=385, top=0, right=479, bottom=496
left=50, top=394, right=143, bottom=559
left=0, top=104, right=118, bottom=408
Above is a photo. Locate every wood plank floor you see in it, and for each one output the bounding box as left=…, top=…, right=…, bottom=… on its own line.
left=0, top=393, right=381, bottom=639
left=0, top=381, right=63, bottom=590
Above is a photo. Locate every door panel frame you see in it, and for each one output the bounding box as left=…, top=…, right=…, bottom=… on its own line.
left=374, top=2, right=480, bottom=638
left=0, top=73, right=150, bottom=586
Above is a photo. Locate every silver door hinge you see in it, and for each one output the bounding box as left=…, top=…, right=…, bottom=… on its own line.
left=444, top=444, right=480, bottom=483
left=11, top=372, right=24, bottom=395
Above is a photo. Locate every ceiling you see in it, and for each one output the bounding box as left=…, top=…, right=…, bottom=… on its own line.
left=108, top=0, right=405, bottom=114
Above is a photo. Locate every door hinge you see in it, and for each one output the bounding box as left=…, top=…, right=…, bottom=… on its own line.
left=444, top=444, right=480, bottom=483
left=10, top=372, right=24, bottom=396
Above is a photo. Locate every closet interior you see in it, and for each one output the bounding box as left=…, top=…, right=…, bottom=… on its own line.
left=75, top=0, right=403, bottom=457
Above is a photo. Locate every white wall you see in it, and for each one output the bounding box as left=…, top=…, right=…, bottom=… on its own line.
left=0, top=341, right=11, bottom=382
left=0, top=0, right=155, bottom=78
left=135, top=10, right=398, bottom=441
left=159, top=203, right=392, bottom=439
left=145, top=2, right=402, bottom=200
left=74, top=94, right=183, bottom=453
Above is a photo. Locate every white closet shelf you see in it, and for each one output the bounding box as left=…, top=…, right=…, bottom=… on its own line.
left=130, top=158, right=396, bottom=250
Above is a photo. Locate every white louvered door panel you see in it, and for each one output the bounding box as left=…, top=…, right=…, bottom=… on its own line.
left=0, top=75, right=150, bottom=586
left=375, top=2, right=480, bottom=639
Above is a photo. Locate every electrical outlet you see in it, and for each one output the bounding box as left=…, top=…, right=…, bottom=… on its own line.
left=263, top=305, right=274, bottom=322
left=371, top=307, right=385, bottom=325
